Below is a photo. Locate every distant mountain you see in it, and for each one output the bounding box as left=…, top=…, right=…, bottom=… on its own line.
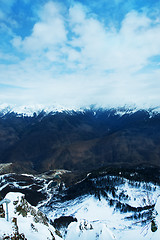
left=0, top=108, right=160, bottom=173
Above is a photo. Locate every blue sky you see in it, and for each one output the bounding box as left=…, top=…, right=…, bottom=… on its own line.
left=0, top=0, right=160, bottom=109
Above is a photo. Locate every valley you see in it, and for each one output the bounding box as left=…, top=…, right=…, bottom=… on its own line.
left=0, top=107, right=160, bottom=239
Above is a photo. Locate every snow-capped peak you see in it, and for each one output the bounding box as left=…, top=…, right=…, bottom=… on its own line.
left=0, top=103, right=160, bottom=118
left=0, top=103, right=80, bottom=116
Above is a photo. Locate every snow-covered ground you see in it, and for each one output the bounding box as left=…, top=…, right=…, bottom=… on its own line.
left=0, top=192, right=62, bottom=240
left=44, top=176, right=160, bottom=240
left=0, top=175, right=160, bottom=239
left=45, top=194, right=160, bottom=240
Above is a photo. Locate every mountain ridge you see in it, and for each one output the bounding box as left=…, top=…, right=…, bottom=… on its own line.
left=0, top=108, right=160, bottom=174
left=1, top=103, right=160, bottom=117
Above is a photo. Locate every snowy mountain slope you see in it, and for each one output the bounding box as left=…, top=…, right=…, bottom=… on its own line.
left=65, top=220, right=116, bottom=240
left=40, top=174, right=160, bottom=240
left=0, top=173, right=50, bottom=206
left=0, top=172, right=160, bottom=239
left=0, top=192, right=62, bottom=240
left=0, top=104, right=79, bottom=117
left=0, top=172, right=67, bottom=207
left=60, top=195, right=160, bottom=240
left=0, top=103, right=160, bottom=117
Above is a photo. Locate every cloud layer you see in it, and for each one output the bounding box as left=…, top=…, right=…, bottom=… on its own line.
left=0, top=0, right=160, bottom=109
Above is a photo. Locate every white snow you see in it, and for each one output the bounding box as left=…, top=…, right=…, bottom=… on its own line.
left=65, top=220, right=116, bottom=240
left=1, top=103, right=160, bottom=117
left=1, top=176, right=160, bottom=240
left=46, top=176, right=160, bottom=240
left=0, top=192, right=62, bottom=240
left=0, top=103, right=80, bottom=116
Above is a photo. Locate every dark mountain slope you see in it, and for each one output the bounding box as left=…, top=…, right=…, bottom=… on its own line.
left=0, top=109, right=160, bottom=173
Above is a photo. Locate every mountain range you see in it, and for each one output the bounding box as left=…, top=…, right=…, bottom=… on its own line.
left=0, top=107, right=160, bottom=174
left=0, top=107, right=160, bottom=239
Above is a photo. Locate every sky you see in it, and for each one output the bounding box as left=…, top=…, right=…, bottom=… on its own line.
left=0, top=0, right=160, bottom=109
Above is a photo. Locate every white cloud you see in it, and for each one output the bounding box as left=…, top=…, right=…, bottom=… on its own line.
left=0, top=52, right=19, bottom=62
left=1, top=1, right=160, bottom=108
left=67, top=7, right=160, bottom=73
left=12, top=1, right=67, bottom=53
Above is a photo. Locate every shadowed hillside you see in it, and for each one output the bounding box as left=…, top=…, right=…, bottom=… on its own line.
left=0, top=108, right=160, bottom=173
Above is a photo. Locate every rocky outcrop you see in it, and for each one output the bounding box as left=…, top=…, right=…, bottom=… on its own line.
left=0, top=192, right=63, bottom=240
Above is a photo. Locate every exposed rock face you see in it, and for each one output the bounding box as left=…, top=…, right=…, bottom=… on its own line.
left=0, top=194, right=5, bottom=219
left=0, top=204, right=5, bottom=218
left=14, top=194, right=49, bottom=225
